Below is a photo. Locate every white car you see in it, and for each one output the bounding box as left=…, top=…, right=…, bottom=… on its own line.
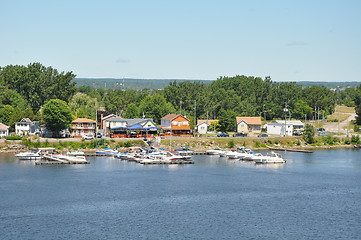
left=82, top=135, right=94, bottom=140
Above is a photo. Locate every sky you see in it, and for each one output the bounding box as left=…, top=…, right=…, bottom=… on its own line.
left=1, top=0, right=361, bottom=81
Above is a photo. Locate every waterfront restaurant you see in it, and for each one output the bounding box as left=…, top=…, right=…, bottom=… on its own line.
left=110, top=125, right=159, bottom=138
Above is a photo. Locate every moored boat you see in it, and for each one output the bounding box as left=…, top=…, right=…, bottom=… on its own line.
left=253, top=152, right=286, bottom=164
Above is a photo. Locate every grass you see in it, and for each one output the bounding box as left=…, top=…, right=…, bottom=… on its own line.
left=327, top=105, right=355, bottom=122
left=335, top=105, right=355, bottom=114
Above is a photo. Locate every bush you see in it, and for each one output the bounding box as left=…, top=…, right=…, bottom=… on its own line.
left=227, top=139, right=235, bottom=148
left=6, top=136, right=22, bottom=140
left=344, top=138, right=351, bottom=145
left=351, top=135, right=360, bottom=144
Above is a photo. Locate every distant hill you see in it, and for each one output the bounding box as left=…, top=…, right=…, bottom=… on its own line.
left=73, top=78, right=361, bottom=90
left=294, top=81, right=361, bottom=89
left=74, top=78, right=213, bottom=90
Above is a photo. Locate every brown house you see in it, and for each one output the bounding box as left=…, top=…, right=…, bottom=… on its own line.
left=159, top=114, right=192, bottom=136
left=71, top=118, right=97, bottom=138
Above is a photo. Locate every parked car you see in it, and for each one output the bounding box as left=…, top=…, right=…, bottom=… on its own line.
left=293, top=131, right=302, bottom=136
left=316, top=128, right=325, bottom=131
left=217, top=133, right=229, bottom=137
left=318, top=131, right=328, bottom=136
left=233, top=132, right=248, bottom=137
left=82, top=135, right=94, bottom=140
left=257, top=133, right=268, bottom=137
left=97, top=133, right=103, bottom=138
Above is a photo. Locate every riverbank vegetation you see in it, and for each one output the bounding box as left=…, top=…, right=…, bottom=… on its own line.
left=1, top=62, right=361, bottom=134
left=1, top=134, right=360, bottom=153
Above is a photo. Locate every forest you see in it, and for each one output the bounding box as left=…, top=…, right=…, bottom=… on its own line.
left=1, top=63, right=361, bottom=133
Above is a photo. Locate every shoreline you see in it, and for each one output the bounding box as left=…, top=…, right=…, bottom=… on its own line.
left=0, top=138, right=358, bottom=153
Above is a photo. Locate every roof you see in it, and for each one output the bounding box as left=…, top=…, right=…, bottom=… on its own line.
left=161, top=114, right=190, bottom=121
left=72, top=118, right=96, bottom=123
left=101, top=114, right=118, bottom=121
left=107, top=117, right=124, bottom=122
left=236, top=117, right=261, bottom=125
left=20, top=118, right=33, bottom=123
left=197, top=120, right=219, bottom=126
left=0, top=123, right=9, bottom=130
left=274, top=120, right=304, bottom=125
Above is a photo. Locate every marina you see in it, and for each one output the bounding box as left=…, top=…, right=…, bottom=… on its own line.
left=1, top=149, right=361, bottom=240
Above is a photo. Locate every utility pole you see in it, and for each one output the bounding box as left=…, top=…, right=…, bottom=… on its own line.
left=194, top=100, right=197, bottom=130
left=284, top=102, right=288, bottom=136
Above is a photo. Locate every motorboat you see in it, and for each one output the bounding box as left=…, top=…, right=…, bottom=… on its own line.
left=66, top=150, right=85, bottom=156
left=253, top=152, right=286, bottom=164
left=96, top=147, right=119, bottom=156
left=15, top=149, right=42, bottom=160
left=206, top=149, right=224, bottom=155
left=173, top=146, right=194, bottom=154
left=226, top=147, right=252, bottom=160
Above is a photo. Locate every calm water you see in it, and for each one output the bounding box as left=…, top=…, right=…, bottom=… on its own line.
left=0, top=150, right=360, bottom=240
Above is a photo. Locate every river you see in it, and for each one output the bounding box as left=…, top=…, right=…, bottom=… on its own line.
left=0, top=149, right=360, bottom=239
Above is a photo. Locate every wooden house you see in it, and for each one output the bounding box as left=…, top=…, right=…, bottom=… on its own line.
left=71, top=118, right=96, bottom=138
left=236, top=117, right=262, bottom=135
left=160, top=114, right=192, bottom=136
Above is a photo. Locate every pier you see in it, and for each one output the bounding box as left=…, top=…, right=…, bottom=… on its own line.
left=140, top=160, right=194, bottom=165
left=267, top=147, right=313, bottom=153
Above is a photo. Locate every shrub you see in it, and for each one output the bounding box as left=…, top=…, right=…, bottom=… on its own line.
left=344, top=138, right=351, bottom=145
left=6, top=136, right=22, bottom=140
left=351, top=135, right=360, bottom=144
left=227, top=139, right=235, bottom=148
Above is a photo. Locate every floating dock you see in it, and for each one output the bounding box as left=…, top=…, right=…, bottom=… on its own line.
left=267, top=147, right=313, bottom=153
left=35, top=160, right=90, bottom=165
left=140, top=160, right=194, bottom=165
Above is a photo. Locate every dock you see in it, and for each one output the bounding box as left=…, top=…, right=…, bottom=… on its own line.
left=140, top=160, right=194, bottom=165
left=267, top=147, right=313, bottom=153
left=35, top=160, right=90, bottom=165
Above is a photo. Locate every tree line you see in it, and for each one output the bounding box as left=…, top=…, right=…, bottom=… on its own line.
left=1, top=63, right=361, bottom=135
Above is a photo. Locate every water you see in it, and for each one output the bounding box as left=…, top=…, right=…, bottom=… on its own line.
left=0, top=150, right=360, bottom=240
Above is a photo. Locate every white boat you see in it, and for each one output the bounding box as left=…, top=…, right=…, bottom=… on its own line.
left=226, top=147, right=248, bottom=159
left=96, top=148, right=119, bottom=156
left=15, top=149, right=42, bottom=160
left=206, top=149, right=224, bottom=155
left=66, top=150, right=85, bottom=156
left=253, top=152, right=286, bottom=164
left=242, top=149, right=255, bottom=161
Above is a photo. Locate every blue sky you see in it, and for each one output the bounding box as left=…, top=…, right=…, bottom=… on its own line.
left=1, top=0, right=361, bottom=81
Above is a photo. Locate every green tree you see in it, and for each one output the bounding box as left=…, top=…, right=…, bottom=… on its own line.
left=218, top=109, right=237, bottom=132
left=0, top=105, right=17, bottom=129
left=292, top=100, right=313, bottom=120
left=209, top=121, right=221, bottom=132
left=0, top=63, right=76, bottom=111
left=139, top=94, right=175, bottom=123
left=354, top=85, right=361, bottom=125
left=303, top=124, right=315, bottom=144
left=68, top=93, right=97, bottom=119
left=123, top=103, right=141, bottom=118
left=42, top=99, right=73, bottom=137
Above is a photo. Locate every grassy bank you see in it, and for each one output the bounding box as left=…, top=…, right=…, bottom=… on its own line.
left=1, top=135, right=359, bottom=153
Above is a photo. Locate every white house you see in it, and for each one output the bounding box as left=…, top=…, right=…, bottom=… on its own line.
left=266, top=121, right=294, bottom=136
left=15, top=118, right=40, bottom=136
left=196, top=120, right=219, bottom=134
left=0, top=123, right=9, bottom=137
left=273, top=120, right=304, bottom=131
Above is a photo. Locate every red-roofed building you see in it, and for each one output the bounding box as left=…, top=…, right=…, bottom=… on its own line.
left=236, top=117, right=262, bottom=135
left=71, top=118, right=97, bottom=138
left=160, top=114, right=192, bottom=136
